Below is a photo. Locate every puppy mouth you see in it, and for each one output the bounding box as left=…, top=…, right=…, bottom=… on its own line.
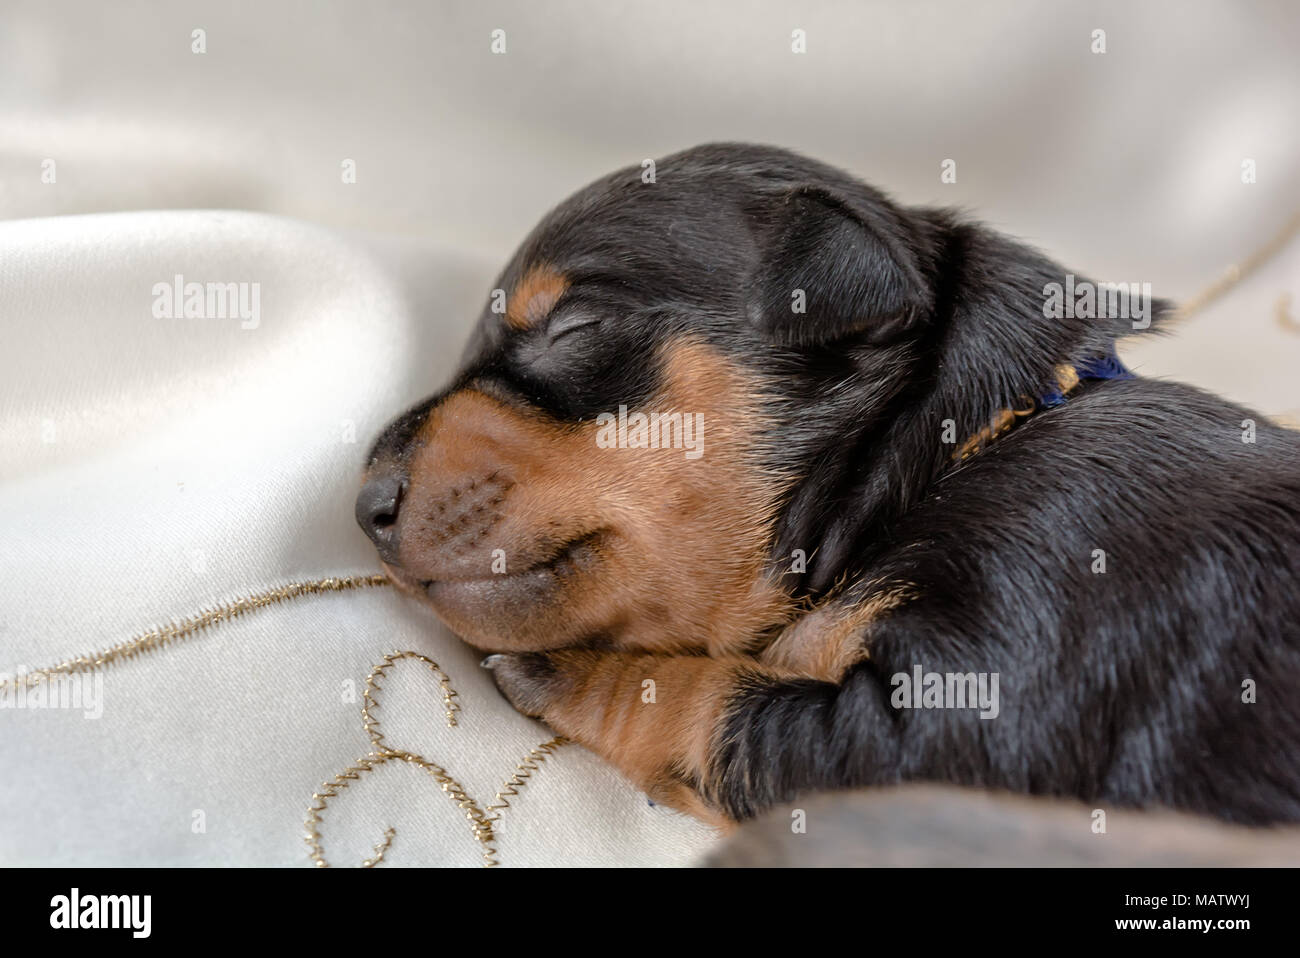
left=418, top=530, right=607, bottom=620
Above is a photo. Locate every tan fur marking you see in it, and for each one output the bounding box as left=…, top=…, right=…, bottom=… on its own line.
left=526, top=650, right=798, bottom=825
left=1054, top=363, right=1080, bottom=394
left=761, top=584, right=916, bottom=681
left=392, top=338, right=795, bottom=655
left=505, top=265, right=569, bottom=330
left=955, top=362, right=1085, bottom=462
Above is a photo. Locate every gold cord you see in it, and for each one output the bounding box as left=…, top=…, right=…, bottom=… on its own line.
left=486, top=736, right=569, bottom=820
left=365, top=650, right=461, bottom=730
left=3, top=572, right=570, bottom=867
left=0, top=574, right=390, bottom=691
left=305, top=647, right=570, bottom=868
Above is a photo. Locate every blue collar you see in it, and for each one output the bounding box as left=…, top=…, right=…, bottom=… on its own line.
left=1038, top=351, right=1134, bottom=409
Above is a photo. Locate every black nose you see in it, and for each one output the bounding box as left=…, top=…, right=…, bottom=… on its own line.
left=355, top=473, right=406, bottom=563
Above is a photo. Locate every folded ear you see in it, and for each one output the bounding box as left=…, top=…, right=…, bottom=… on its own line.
left=749, top=186, right=930, bottom=348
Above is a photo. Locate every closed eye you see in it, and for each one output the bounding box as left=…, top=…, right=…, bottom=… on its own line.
left=546, top=312, right=602, bottom=344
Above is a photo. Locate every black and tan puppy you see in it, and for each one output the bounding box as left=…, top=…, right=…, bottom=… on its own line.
left=357, top=143, right=1300, bottom=827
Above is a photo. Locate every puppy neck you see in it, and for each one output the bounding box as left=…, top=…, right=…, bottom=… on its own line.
left=769, top=211, right=1171, bottom=598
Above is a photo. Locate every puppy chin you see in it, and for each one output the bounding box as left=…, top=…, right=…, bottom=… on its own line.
left=387, top=538, right=609, bottom=652
left=424, top=576, right=565, bottom=650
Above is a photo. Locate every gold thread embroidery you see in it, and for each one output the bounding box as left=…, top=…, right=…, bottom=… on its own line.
left=2, top=573, right=571, bottom=867
left=365, top=650, right=461, bottom=730
left=304, top=748, right=498, bottom=868
left=362, top=827, right=396, bottom=868
left=304, top=650, right=569, bottom=868
left=0, top=574, right=391, bottom=691
left=486, top=736, right=569, bottom=821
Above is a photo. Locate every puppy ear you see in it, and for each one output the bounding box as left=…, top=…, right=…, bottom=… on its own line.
left=750, top=186, right=929, bottom=347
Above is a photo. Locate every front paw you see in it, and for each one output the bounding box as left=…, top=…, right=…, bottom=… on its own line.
left=482, top=649, right=587, bottom=721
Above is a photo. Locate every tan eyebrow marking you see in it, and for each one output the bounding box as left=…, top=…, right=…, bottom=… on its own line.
left=505, top=264, right=569, bottom=330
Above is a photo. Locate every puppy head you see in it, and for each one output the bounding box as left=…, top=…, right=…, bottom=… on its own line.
left=355, top=145, right=940, bottom=653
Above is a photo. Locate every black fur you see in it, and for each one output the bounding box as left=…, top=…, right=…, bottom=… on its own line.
left=374, top=143, right=1300, bottom=825
left=718, top=376, right=1300, bottom=823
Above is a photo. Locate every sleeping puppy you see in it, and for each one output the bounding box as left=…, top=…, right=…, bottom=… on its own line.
left=356, top=143, right=1300, bottom=828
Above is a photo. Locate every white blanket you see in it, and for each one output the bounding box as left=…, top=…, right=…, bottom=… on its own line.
left=0, top=210, right=717, bottom=866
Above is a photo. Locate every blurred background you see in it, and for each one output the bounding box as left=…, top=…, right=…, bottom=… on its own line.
left=2, top=0, right=1299, bottom=413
